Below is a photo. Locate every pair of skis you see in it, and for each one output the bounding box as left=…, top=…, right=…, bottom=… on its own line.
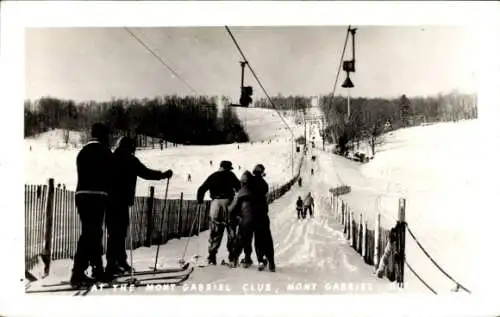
left=26, top=263, right=192, bottom=295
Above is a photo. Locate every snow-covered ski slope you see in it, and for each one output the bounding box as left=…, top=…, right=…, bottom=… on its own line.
left=316, top=119, right=498, bottom=295
left=233, top=107, right=303, bottom=142
left=24, top=107, right=304, bottom=200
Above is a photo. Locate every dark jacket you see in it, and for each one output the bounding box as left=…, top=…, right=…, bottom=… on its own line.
left=296, top=198, right=303, bottom=209
left=110, top=151, right=164, bottom=206
left=76, top=139, right=113, bottom=197
left=304, top=194, right=314, bottom=207
left=228, top=180, right=257, bottom=225
left=197, top=168, right=241, bottom=202
left=252, top=175, right=269, bottom=217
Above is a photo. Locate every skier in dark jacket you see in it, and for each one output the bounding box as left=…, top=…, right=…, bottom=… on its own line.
left=296, top=196, right=304, bottom=219
left=105, top=136, right=173, bottom=276
left=197, top=160, right=241, bottom=265
left=251, top=164, right=276, bottom=272
left=227, top=171, right=257, bottom=268
left=71, top=123, right=113, bottom=287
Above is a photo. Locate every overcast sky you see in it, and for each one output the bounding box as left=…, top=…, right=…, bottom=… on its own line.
left=25, top=26, right=478, bottom=103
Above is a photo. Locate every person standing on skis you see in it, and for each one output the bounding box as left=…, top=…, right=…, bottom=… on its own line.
left=71, top=123, right=113, bottom=287
left=296, top=196, right=304, bottom=220
left=105, top=136, right=173, bottom=276
left=251, top=164, right=276, bottom=272
left=197, top=160, right=241, bottom=265
left=303, top=192, right=315, bottom=218
left=227, top=171, right=257, bottom=268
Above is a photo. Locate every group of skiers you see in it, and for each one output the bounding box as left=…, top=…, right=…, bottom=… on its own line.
left=71, top=123, right=279, bottom=288
left=296, top=192, right=314, bottom=220
left=71, top=123, right=173, bottom=287
left=197, top=161, right=275, bottom=272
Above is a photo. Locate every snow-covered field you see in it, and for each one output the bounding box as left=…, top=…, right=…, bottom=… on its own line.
left=317, top=119, right=498, bottom=295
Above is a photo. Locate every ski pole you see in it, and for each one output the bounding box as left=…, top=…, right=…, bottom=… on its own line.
left=153, top=177, right=170, bottom=271
left=194, top=203, right=203, bottom=259
left=179, top=204, right=201, bottom=264
left=127, top=206, right=136, bottom=283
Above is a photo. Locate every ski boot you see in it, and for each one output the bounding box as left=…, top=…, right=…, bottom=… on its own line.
left=268, top=261, right=276, bottom=273
left=240, top=257, right=253, bottom=269
left=105, top=264, right=124, bottom=277
left=118, top=261, right=133, bottom=273
left=207, top=253, right=217, bottom=265
left=70, top=272, right=96, bottom=288
left=221, top=258, right=237, bottom=268
left=92, top=266, right=114, bottom=283
left=257, top=258, right=268, bottom=271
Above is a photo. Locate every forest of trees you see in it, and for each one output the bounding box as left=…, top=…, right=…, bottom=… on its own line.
left=254, top=94, right=312, bottom=112
left=320, top=92, right=478, bottom=156
left=24, top=95, right=249, bottom=145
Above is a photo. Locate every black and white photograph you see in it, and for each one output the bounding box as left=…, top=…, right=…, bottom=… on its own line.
left=2, top=1, right=500, bottom=316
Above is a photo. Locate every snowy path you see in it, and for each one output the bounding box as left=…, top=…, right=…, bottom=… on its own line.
left=28, top=157, right=399, bottom=295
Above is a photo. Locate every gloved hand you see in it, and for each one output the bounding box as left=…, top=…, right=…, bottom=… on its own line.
left=163, top=170, right=173, bottom=179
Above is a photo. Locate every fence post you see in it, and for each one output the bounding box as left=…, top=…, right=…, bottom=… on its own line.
left=178, top=193, right=184, bottom=237
left=331, top=193, right=334, bottom=217
left=358, top=213, right=363, bottom=253
left=345, top=205, right=350, bottom=239
left=341, top=200, right=344, bottom=225
left=145, top=186, right=155, bottom=247
left=397, top=198, right=407, bottom=288
left=363, top=219, right=368, bottom=261
left=42, top=178, right=55, bottom=277
left=350, top=210, right=354, bottom=247
left=374, top=213, right=381, bottom=267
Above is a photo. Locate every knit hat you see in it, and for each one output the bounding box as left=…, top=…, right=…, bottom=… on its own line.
left=253, top=164, right=266, bottom=176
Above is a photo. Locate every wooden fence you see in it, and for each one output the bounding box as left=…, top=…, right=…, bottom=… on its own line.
left=329, top=194, right=407, bottom=287
left=25, top=155, right=304, bottom=274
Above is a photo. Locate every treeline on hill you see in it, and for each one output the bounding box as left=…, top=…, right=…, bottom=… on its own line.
left=254, top=95, right=312, bottom=112
left=24, top=96, right=249, bottom=145
left=320, top=92, right=477, bottom=156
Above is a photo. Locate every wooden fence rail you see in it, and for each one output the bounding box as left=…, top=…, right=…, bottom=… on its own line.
left=330, top=193, right=407, bottom=287
left=25, top=155, right=304, bottom=274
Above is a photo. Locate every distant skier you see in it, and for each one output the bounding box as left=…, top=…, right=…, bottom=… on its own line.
left=303, top=192, right=314, bottom=218
left=298, top=177, right=302, bottom=187
left=197, top=160, right=241, bottom=265
left=187, top=174, right=192, bottom=182
left=296, top=196, right=304, bottom=220
left=311, top=168, right=314, bottom=176
left=106, top=136, right=173, bottom=276
left=210, top=160, right=213, bottom=167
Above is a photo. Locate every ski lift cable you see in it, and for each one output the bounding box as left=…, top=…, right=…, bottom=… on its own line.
left=404, top=259, right=438, bottom=294
left=406, top=225, right=471, bottom=293
left=327, top=26, right=351, bottom=187
left=123, top=27, right=201, bottom=96
left=224, top=26, right=295, bottom=139
left=331, top=26, right=351, bottom=99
